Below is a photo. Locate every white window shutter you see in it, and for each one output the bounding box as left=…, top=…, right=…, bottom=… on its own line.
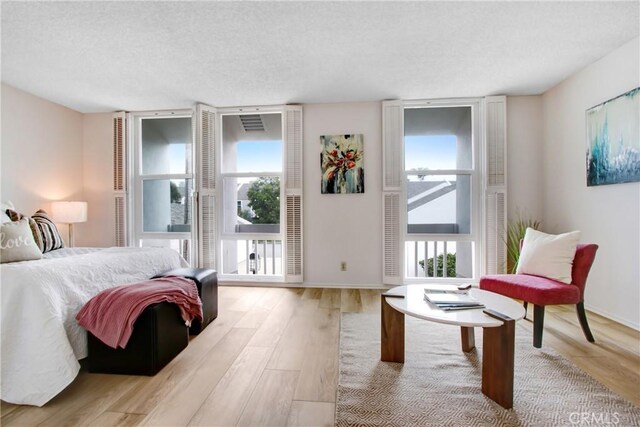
left=382, top=100, right=403, bottom=285
left=382, top=100, right=403, bottom=191
left=199, top=193, right=216, bottom=269
left=196, top=104, right=218, bottom=269
left=285, top=106, right=303, bottom=192
left=113, top=112, right=127, bottom=192
left=286, top=195, right=302, bottom=280
left=485, top=190, right=507, bottom=274
left=484, top=96, right=507, bottom=274
left=383, top=192, right=401, bottom=285
left=486, top=96, right=507, bottom=187
left=113, top=111, right=128, bottom=247
left=114, top=194, right=127, bottom=247
left=284, top=105, right=303, bottom=282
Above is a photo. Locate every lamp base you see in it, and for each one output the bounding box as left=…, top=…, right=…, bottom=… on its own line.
left=68, top=223, right=75, bottom=248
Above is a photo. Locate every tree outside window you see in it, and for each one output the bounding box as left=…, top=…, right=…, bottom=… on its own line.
left=245, top=177, right=280, bottom=224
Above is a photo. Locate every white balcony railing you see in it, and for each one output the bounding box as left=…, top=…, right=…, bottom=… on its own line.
left=405, top=240, right=473, bottom=279
left=243, top=239, right=282, bottom=275
left=222, top=239, right=283, bottom=276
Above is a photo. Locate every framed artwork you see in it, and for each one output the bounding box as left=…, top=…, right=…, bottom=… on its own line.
left=586, top=87, right=640, bottom=186
left=320, top=134, right=364, bottom=194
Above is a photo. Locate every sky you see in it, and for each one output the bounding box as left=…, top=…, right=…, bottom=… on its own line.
left=235, top=140, right=283, bottom=173
left=167, top=135, right=459, bottom=176
left=169, top=140, right=283, bottom=174
left=404, top=134, right=458, bottom=171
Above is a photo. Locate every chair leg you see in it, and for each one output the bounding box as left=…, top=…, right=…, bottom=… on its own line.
left=523, top=301, right=528, bottom=319
left=576, top=302, right=595, bottom=343
left=533, top=305, right=545, bottom=348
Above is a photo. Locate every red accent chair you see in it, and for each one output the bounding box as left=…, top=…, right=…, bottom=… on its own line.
left=480, top=244, right=598, bottom=348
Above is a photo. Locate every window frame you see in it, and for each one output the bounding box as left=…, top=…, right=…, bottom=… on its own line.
left=216, top=107, right=286, bottom=281
left=402, top=99, right=484, bottom=283
left=130, top=110, right=195, bottom=259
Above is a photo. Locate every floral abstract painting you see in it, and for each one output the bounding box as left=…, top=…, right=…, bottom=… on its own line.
left=321, top=134, right=364, bottom=194
left=586, top=87, right=640, bottom=186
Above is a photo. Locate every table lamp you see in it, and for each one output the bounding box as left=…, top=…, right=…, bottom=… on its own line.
left=51, top=201, right=87, bottom=247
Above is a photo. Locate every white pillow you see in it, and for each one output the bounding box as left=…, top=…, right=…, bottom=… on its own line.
left=516, top=228, right=581, bottom=284
left=1, top=218, right=43, bottom=263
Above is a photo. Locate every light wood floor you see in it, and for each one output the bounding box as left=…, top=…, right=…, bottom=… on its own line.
left=2, top=286, right=639, bottom=426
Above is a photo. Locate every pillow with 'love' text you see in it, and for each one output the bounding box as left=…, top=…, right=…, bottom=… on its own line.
left=0, top=218, right=43, bottom=263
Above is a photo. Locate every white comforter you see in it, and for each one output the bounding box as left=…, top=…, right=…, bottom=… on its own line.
left=0, top=247, right=188, bottom=406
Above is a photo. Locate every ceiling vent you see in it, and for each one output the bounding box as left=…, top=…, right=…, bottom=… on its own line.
left=240, top=115, right=265, bottom=132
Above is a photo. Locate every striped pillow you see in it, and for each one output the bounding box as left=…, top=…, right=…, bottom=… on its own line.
left=5, top=209, right=44, bottom=251
left=31, top=210, right=65, bottom=253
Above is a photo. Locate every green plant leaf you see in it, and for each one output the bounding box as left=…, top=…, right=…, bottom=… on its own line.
left=504, top=214, right=541, bottom=273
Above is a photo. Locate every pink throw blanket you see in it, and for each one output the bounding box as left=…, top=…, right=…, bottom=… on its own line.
left=76, top=276, right=203, bottom=349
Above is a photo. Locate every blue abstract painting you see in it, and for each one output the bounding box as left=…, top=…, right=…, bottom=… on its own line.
left=320, top=134, right=364, bottom=194
left=586, top=87, right=640, bottom=186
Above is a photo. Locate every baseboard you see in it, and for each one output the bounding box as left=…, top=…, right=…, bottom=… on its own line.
left=219, top=281, right=388, bottom=290
left=301, top=282, right=388, bottom=290
left=219, top=281, right=300, bottom=289
left=585, top=303, right=640, bottom=331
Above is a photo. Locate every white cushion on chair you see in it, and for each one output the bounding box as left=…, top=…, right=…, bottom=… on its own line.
left=516, top=228, right=581, bottom=284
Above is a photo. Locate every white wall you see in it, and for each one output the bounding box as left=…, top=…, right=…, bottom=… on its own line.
left=80, top=113, right=114, bottom=247
left=506, top=96, right=544, bottom=221
left=303, top=102, right=383, bottom=286
left=1, top=83, right=84, bottom=244
left=541, top=37, right=640, bottom=329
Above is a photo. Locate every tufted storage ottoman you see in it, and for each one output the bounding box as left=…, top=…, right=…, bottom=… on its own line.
left=87, top=302, right=188, bottom=375
left=153, top=268, right=218, bottom=335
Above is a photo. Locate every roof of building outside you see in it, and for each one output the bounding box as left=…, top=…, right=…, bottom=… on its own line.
left=237, top=183, right=251, bottom=200
left=407, top=180, right=456, bottom=212
left=407, top=181, right=441, bottom=198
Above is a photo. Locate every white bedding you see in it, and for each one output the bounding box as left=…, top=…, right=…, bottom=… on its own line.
left=0, top=246, right=188, bottom=406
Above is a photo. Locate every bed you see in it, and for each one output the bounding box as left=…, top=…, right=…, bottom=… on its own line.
left=0, top=246, right=188, bottom=406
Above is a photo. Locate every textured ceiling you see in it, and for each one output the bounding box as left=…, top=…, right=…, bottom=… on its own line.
left=2, top=1, right=638, bottom=113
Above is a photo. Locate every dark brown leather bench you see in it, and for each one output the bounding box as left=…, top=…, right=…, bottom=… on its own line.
left=87, top=269, right=217, bottom=375
left=87, top=302, right=188, bottom=375
left=153, top=268, right=218, bottom=335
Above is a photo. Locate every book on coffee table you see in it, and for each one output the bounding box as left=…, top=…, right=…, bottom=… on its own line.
left=436, top=303, right=485, bottom=311
left=423, top=292, right=485, bottom=311
left=423, top=285, right=471, bottom=295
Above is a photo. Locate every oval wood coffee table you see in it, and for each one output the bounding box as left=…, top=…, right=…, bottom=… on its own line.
left=381, top=285, right=525, bottom=409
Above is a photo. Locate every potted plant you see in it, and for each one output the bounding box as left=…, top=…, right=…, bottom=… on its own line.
left=505, top=214, right=541, bottom=274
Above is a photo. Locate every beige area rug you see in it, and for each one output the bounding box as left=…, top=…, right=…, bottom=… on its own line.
left=336, top=313, right=640, bottom=426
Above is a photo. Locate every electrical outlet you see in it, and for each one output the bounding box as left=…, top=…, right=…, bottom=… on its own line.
left=340, top=261, right=347, bottom=271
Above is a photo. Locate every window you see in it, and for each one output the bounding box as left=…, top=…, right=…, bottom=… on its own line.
left=382, top=97, right=505, bottom=285
left=219, top=112, right=284, bottom=278
left=119, top=105, right=303, bottom=278
left=132, top=113, right=194, bottom=263
left=403, top=103, right=480, bottom=280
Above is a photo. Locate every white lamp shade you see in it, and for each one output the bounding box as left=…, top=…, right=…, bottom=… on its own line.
left=51, top=201, right=88, bottom=224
